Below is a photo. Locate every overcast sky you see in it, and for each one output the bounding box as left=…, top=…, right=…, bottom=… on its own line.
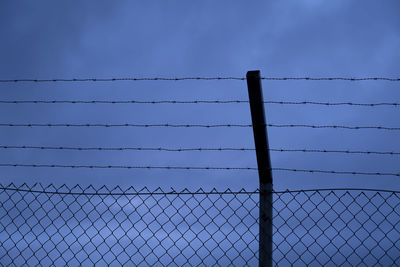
left=0, top=0, right=399, bottom=191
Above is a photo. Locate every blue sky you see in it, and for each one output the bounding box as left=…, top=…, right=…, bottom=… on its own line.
left=0, top=0, right=399, bottom=191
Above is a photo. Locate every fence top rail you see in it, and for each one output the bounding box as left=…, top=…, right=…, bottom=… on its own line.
left=1, top=183, right=400, bottom=196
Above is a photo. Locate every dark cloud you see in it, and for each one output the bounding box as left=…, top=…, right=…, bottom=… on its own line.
left=0, top=1, right=399, bottom=191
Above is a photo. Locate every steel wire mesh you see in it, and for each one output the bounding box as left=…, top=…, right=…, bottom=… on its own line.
left=0, top=184, right=399, bottom=266
left=273, top=189, right=400, bottom=266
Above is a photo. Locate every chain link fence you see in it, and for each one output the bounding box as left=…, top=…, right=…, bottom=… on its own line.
left=1, top=184, right=399, bottom=266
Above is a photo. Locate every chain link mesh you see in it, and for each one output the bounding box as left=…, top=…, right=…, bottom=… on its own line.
left=273, top=189, right=400, bottom=266
left=1, top=184, right=399, bottom=266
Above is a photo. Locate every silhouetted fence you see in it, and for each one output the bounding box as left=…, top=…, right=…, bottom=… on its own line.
left=1, top=184, right=399, bottom=266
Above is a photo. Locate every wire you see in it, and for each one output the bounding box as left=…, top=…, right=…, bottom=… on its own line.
left=0, top=77, right=399, bottom=82
left=0, top=123, right=399, bottom=130
left=0, top=145, right=399, bottom=155
left=272, top=188, right=400, bottom=194
left=0, top=185, right=259, bottom=195
left=272, top=168, right=400, bottom=177
left=1, top=163, right=399, bottom=176
left=268, top=124, right=400, bottom=131
left=269, top=148, right=400, bottom=155
left=1, top=100, right=399, bottom=107
left=1, top=185, right=399, bottom=196
left=264, top=101, right=400, bottom=107
left=0, top=100, right=249, bottom=104
left=0, top=145, right=249, bottom=152
left=0, top=163, right=255, bottom=170
left=262, top=77, right=400, bottom=81
left=0, top=77, right=245, bottom=82
left=0, top=123, right=252, bottom=128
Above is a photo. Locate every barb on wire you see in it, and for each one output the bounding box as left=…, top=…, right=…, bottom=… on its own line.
left=1, top=163, right=399, bottom=177
left=0, top=76, right=399, bottom=82
left=1, top=99, right=399, bottom=107
left=0, top=145, right=399, bottom=155
left=0, top=123, right=399, bottom=131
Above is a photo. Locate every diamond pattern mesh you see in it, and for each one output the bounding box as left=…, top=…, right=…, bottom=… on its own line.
left=273, top=189, right=400, bottom=266
left=0, top=184, right=399, bottom=266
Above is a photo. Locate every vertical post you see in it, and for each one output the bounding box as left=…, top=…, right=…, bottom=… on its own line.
left=246, top=70, right=273, bottom=267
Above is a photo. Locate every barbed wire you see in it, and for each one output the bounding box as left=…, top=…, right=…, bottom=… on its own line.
left=0, top=145, right=399, bottom=155
left=1, top=163, right=399, bottom=176
left=269, top=148, right=400, bottom=155
left=0, top=77, right=245, bottom=82
left=0, top=100, right=251, bottom=104
left=0, top=123, right=252, bottom=128
left=0, top=123, right=399, bottom=130
left=273, top=168, right=400, bottom=177
left=268, top=124, right=400, bottom=130
left=0, top=77, right=399, bottom=82
left=264, top=101, right=400, bottom=107
left=1, top=99, right=399, bottom=107
left=262, top=77, right=400, bottom=81
left=0, top=163, right=256, bottom=170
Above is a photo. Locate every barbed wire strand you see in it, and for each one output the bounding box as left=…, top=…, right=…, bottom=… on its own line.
left=0, top=163, right=399, bottom=176
left=0, top=123, right=399, bottom=130
left=1, top=100, right=399, bottom=107
left=269, top=124, right=400, bottom=130
left=0, top=77, right=399, bottom=82
left=0, top=145, right=399, bottom=155
left=268, top=124, right=400, bottom=130
left=0, top=123, right=252, bottom=128
left=269, top=148, right=400, bottom=155
left=267, top=101, right=400, bottom=107
left=0, top=163, right=256, bottom=170
left=263, top=101, right=400, bottom=107
left=0, top=77, right=245, bottom=82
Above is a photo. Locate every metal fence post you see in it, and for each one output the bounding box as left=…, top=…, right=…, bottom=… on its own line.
left=246, top=70, right=273, bottom=267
